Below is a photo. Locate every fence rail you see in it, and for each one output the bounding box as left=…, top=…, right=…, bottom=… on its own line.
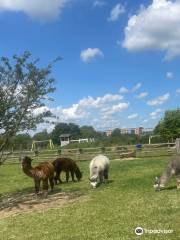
left=1, top=142, right=177, bottom=165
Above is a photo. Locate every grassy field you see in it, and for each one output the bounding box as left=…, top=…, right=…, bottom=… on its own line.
left=0, top=156, right=180, bottom=240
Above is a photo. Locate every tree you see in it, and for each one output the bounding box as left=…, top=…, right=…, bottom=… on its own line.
left=33, top=130, right=50, bottom=141
left=68, top=123, right=81, bottom=138
left=154, top=109, right=180, bottom=141
left=51, top=122, right=80, bottom=144
left=80, top=125, right=98, bottom=138
left=0, top=51, right=59, bottom=162
left=10, top=134, right=32, bottom=150
left=111, top=128, right=121, bottom=137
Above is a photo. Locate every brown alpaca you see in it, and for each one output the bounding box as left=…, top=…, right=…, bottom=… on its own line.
left=52, top=158, right=82, bottom=184
left=21, top=156, right=54, bottom=197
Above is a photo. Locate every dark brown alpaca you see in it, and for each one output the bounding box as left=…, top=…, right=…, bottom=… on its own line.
left=52, top=158, right=82, bottom=184
left=21, top=156, right=54, bottom=197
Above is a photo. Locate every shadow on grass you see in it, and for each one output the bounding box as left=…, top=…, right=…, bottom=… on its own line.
left=160, top=185, right=177, bottom=191
left=107, top=180, right=114, bottom=184
left=0, top=185, right=84, bottom=214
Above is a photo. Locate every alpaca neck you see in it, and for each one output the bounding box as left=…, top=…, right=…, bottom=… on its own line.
left=22, top=165, right=34, bottom=178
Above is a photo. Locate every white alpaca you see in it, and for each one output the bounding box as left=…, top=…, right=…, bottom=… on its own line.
left=89, top=155, right=110, bottom=188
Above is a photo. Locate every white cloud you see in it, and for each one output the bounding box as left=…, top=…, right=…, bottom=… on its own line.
left=0, top=0, right=69, bottom=22
left=93, top=1, right=106, bottom=7
left=119, top=82, right=142, bottom=94
left=79, top=94, right=123, bottom=108
left=166, top=72, right=174, bottom=79
left=128, top=113, right=138, bottom=119
left=150, top=108, right=163, bottom=119
left=32, top=106, right=50, bottom=116
left=48, top=93, right=128, bottom=126
left=123, top=0, right=180, bottom=60
left=131, top=83, right=142, bottom=92
left=147, top=93, right=170, bottom=106
left=80, top=48, right=104, bottom=62
left=136, top=92, right=149, bottom=99
left=176, top=89, right=180, bottom=94
left=119, top=86, right=129, bottom=94
left=102, top=102, right=129, bottom=115
left=61, top=104, right=87, bottom=120
left=108, top=3, right=125, bottom=22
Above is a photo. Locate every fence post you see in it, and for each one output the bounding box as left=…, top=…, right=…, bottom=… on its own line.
left=176, top=138, right=180, bottom=154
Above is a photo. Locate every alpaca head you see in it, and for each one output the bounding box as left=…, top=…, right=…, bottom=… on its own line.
left=89, top=176, right=98, bottom=188
left=154, top=176, right=160, bottom=188
left=76, top=169, right=83, bottom=181
left=154, top=176, right=166, bottom=191
left=20, top=156, right=32, bottom=169
left=153, top=176, right=162, bottom=191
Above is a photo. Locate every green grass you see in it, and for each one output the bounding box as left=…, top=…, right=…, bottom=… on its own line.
left=0, top=157, right=180, bottom=240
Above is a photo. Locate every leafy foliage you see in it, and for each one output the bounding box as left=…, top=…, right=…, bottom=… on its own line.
left=80, top=125, right=100, bottom=138
left=154, top=109, right=180, bottom=141
left=51, top=123, right=81, bottom=144
left=33, top=130, right=50, bottom=141
left=0, top=51, right=59, bottom=159
left=10, top=134, right=32, bottom=150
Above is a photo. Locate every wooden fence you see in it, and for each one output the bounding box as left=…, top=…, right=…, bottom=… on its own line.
left=1, top=142, right=177, bottom=165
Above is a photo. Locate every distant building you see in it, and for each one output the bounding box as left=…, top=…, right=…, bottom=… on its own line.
left=120, top=128, right=129, bottom=135
left=105, top=130, right=113, bottom=137
left=120, top=127, right=144, bottom=136
left=103, top=127, right=153, bottom=137
left=60, top=134, right=71, bottom=147
left=130, top=128, right=136, bottom=134
left=135, top=127, right=144, bottom=135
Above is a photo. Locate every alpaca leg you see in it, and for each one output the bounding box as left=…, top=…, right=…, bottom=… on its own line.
left=54, top=176, right=57, bottom=185
left=71, top=170, right=75, bottom=182
left=42, top=179, right=48, bottom=198
left=54, top=172, right=59, bottom=185
left=99, top=171, right=104, bottom=184
left=58, top=171, right=63, bottom=183
left=34, top=179, right=40, bottom=195
left=49, top=177, right=54, bottom=191
left=54, top=170, right=62, bottom=184
left=66, top=171, right=69, bottom=182
left=104, top=169, right=109, bottom=183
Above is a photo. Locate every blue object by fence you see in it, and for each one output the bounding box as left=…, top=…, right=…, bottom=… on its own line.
left=136, top=144, right=142, bottom=150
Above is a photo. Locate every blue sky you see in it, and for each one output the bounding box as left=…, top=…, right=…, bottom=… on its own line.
left=0, top=0, right=180, bottom=131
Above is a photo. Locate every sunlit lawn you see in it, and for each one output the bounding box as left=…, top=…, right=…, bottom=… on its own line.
left=0, top=156, right=180, bottom=240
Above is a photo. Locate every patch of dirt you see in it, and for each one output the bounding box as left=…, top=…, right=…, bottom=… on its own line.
left=0, top=191, right=86, bottom=219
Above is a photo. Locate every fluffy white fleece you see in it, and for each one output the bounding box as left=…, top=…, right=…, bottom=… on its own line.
left=89, top=155, right=110, bottom=188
